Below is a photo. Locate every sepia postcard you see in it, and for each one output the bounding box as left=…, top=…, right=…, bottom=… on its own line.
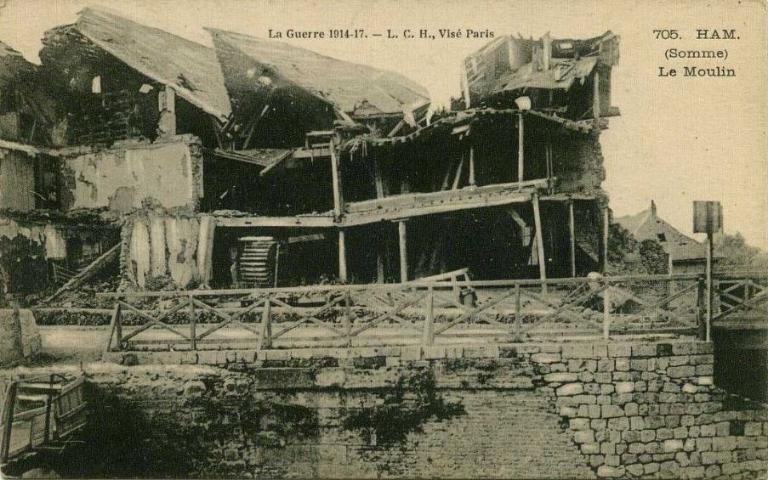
left=0, top=0, right=766, bottom=478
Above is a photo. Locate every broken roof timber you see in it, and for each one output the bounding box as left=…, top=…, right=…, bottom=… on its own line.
left=206, top=28, right=429, bottom=118
left=70, top=7, right=231, bottom=122
left=341, top=179, right=548, bottom=226
left=214, top=214, right=335, bottom=228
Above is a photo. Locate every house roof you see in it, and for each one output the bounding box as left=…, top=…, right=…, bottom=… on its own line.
left=72, top=7, right=231, bottom=121
left=616, top=203, right=708, bottom=262
left=493, top=56, right=598, bottom=94
left=206, top=28, right=429, bottom=117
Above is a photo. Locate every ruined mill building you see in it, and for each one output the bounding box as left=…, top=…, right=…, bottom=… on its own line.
left=0, top=8, right=620, bottom=297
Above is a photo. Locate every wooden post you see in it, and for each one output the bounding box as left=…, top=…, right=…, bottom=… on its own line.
left=330, top=142, right=344, bottom=218
left=422, top=287, right=434, bottom=346
left=517, top=113, right=524, bottom=187
left=398, top=220, right=408, bottom=282
left=705, top=233, right=713, bottom=342
left=189, top=295, right=196, bottom=350
left=602, top=207, right=610, bottom=273
left=468, top=146, right=476, bottom=186
left=532, top=194, right=547, bottom=294
left=696, top=275, right=706, bottom=340
left=158, top=85, right=177, bottom=136
left=373, top=157, right=386, bottom=198
left=1, top=381, right=17, bottom=464
left=376, top=246, right=385, bottom=284
left=568, top=200, right=576, bottom=278
left=514, top=284, right=522, bottom=338
left=338, top=229, right=348, bottom=283
left=603, top=285, right=611, bottom=340
left=592, top=70, right=601, bottom=128
left=258, top=299, right=272, bottom=350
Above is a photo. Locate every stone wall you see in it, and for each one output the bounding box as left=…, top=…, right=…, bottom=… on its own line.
left=60, top=135, right=203, bottom=213
left=4, top=339, right=767, bottom=479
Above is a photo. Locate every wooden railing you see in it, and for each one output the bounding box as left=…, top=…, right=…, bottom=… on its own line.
left=97, top=274, right=710, bottom=352
left=712, top=273, right=768, bottom=322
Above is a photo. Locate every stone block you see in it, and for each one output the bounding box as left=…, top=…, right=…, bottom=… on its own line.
left=574, top=430, right=595, bottom=444
left=628, top=442, right=644, bottom=454
left=629, top=358, right=648, bottom=371
left=607, top=417, right=630, bottom=431
left=697, top=376, right=713, bottom=386
left=673, top=426, right=688, bottom=439
left=667, top=365, right=696, bottom=378
left=623, top=430, right=640, bottom=443
left=672, top=342, right=697, bottom=355
left=602, top=405, right=623, bottom=418
left=556, top=383, right=584, bottom=396
left=591, top=419, right=607, bottom=431
left=544, top=372, right=579, bottom=383
left=581, top=442, right=600, bottom=455
left=657, top=428, right=673, bottom=440
left=578, top=371, right=595, bottom=383
left=631, top=344, right=657, bottom=357
left=597, top=358, right=614, bottom=372
left=663, top=439, right=684, bottom=452
left=600, top=442, right=616, bottom=455
left=561, top=343, right=594, bottom=359
left=744, top=422, right=762, bottom=436
left=570, top=418, right=591, bottom=431
left=560, top=406, right=578, bottom=417
left=615, top=382, right=635, bottom=394
left=641, top=429, right=656, bottom=442
left=615, top=358, right=630, bottom=371
left=629, top=416, right=645, bottom=430
left=644, top=462, right=660, bottom=475
left=625, top=402, right=639, bottom=416
left=701, top=451, right=731, bottom=465
left=588, top=404, right=603, bottom=419
left=626, top=463, right=644, bottom=477
left=531, top=352, right=560, bottom=363
left=695, top=364, right=714, bottom=376
left=596, top=465, right=625, bottom=478
left=608, top=343, right=632, bottom=358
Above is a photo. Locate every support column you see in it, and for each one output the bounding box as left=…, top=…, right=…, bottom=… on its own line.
left=568, top=200, right=576, bottom=277
left=330, top=142, right=344, bottom=218
left=517, top=113, right=524, bottom=188
left=338, top=229, right=348, bottom=283
left=398, top=220, right=408, bottom=282
left=373, top=157, right=387, bottom=198
left=532, top=194, right=547, bottom=294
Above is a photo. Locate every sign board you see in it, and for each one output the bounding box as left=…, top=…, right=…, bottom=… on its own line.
left=693, top=201, right=723, bottom=235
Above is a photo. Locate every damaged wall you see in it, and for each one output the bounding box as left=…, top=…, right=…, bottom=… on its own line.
left=0, top=148, right=36, bottom=211
left=122, top=213, right=215, bottom=289
left=61, top=135, right=203, bottom=213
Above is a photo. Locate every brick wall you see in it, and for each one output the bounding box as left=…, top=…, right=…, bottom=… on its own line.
left=5, top=339, right=767, bottom=479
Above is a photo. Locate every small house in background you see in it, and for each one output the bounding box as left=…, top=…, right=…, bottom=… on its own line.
left=616, top=200, right=712, bottom=273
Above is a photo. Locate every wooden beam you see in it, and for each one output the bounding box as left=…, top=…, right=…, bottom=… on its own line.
left=338, top=229, right=348, bottom=282
left=569, top=200, right=576, bottom=277
left=517, top=113, right=524, bottom=187
left=330, top=142, right=344, bottom=218
left=398, top=220, right=408, bottom=282
left=344, top=179, right=545, bottom=226
left=214, top=215, right=335, bottom=228
left=468, top=146, right=476, bottom=186
left=532, top=193, right=547, bottom=293
left=0, top=381, right=17, bottom=463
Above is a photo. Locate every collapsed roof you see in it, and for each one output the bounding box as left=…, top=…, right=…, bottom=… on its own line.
left=207, top=28, right=430, bottom=119
left=56, top=7, right=232, bottom=122
left=463, top=31, right=619, bottom=114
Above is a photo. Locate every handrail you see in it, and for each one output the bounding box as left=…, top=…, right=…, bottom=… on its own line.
left=99, top=274, right=718, bottom=354
left=96, top=273, right=703, bottom=298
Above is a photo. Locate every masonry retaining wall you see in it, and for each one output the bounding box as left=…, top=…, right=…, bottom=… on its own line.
left=4, top=339, right=767, bottom=479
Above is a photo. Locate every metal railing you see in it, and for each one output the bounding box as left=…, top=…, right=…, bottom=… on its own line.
left=97, top=273, right=712, bottom=352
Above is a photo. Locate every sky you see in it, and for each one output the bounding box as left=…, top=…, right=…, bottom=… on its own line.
left=1, top=0, right=766, bottom=249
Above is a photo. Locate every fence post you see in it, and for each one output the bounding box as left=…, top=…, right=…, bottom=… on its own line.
left=0, top=381, right=18, bottom=464
left=696, top=276, right=706, bottom=340
left=344, top=289, right=352, bottom=347
left=515, top=284, right=522, bottom=339
left=603, top=284, right=611, bottom=340
left=189, top=295, right=197, bottom=350
left=104, top=303, right=120, bottom=353
left=258, top=298, right=272, bottom=350
left=422, top=287, right=434, bottom=346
